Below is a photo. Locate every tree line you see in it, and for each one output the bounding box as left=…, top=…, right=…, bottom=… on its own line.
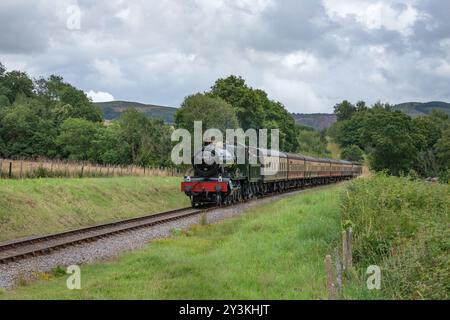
left=0, top=63, right=173, bottom=166
left=329, top=100, right=449, bottom=178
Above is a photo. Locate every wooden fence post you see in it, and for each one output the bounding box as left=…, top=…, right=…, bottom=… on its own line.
left=325, top=255, right=336, bottom=300
left=20, top=160, right=23, bottom=179
left=334, top=247, right=343, bottom=298
left=342, top=227, right=353, bottom=271
left=0, top=159, right=3, bottom=178
left=342, top=230, right=348, bottom=270
left=80, top=165, right=84, bottom=178
left=347, top=227, right=353, bottom=270
left=8, top=162, right=12, bottom=178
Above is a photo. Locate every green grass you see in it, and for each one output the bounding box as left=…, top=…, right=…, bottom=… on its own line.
left=1, top=185, right=344, bottom=300
left=0, top=177, right=189, bottom=241
left=341, top=174, right=450, bottom=300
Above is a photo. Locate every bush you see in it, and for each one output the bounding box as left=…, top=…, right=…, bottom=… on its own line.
left=26, top=166, right=52, bottom=178
left=340, top=174, right=449, bottom=299
left=341, top=145, right=364, bottom=162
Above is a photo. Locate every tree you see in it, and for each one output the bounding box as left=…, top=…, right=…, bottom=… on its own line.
left=117, top=109, right=153, bottom=163
left=1, top=70, right=34, bottom=104
left=0, top=63, right=9, bottom=107
left=116, top=108, right=174, bottom=166
left=0, top=97, right=58, bottom=158
left=137, top=119, right=174, bottom=166
left=90, top=124, right=132, bottom=165
left=209, top=75, right=299, bottom=152
left=434, top=128, right=450, bottom=170
left=175, top=93, right=239, bottom=134
left=37, top=75, right=103, bottom=123
left=341, top=145, right=364, bottom=162
left=334, top=100, right=356, bottom=121
left=356, top=100, right=368, bottom=112
left=361, top=110, right=419, bottom=175
left=57, top=118, right=100, bottom=160
left=209, top=76, right=265, bottom=130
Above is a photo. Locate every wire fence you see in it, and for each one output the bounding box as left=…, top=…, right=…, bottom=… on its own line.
left=0, top=158, right=187, bottom=179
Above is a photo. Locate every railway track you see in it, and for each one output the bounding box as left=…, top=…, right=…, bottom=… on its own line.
left=0, top=207, right=206, bottom=264
left=0, top=182, right=338, bottom=265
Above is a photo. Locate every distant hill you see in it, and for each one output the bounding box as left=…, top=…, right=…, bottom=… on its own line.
left=96, top=100, right=450, bottom=129
left=292, top=101, right=450, bottom=130
left=292, top=113, right=337, bottom=130
left=392, top=101, right=450, bottom=118
left=95, top=101, right=177, bottom=123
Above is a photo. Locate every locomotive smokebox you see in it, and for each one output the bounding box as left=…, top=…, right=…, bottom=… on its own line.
left=192, top=144, right=235, bottom=177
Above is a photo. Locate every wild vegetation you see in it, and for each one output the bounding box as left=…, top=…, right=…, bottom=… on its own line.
left=329, top=100, right=450, bottom=178
left=0, top=158, right=182, bottom=179
left=341, top=175, right=449, bottom=299
left=0, top=176, right=189, bottom=241
left=296, top=125, right=331, bottom=158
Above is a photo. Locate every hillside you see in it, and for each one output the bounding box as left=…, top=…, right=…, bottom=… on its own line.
left=392, top=101, right=450, bottom=117
left=95, top=101, right=177, bottom=123
left=292, top=113, right=337, bottom=130
left=292, top=101, right=450, bottom=130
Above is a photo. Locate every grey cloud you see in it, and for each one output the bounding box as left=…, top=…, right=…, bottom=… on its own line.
left=0, top=0, right=449, bottom=113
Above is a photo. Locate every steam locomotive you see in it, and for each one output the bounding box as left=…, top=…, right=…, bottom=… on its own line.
left=181, top=141, right=362, bottom=207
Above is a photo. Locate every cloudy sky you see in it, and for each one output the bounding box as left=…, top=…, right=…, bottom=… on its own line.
left=0, top=0, right=449, bottom=113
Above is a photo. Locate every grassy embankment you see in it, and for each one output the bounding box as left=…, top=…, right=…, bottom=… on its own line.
left=0, top=177, right=189, bottom=241
left=341, top=175, right=449, bottom=300
left=2, top=185, right=344, bottom=299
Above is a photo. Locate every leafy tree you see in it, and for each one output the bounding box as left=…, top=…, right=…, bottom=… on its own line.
left=332, top=110, right=370, bottom=148
left=341, top=145, right=364, bottom=162
left=0, top=97, right=58, bottom=158
left=413, top=116, right=442, bottom=150
left=434, top=128, right=450, bottom=170
left=117, top=109, right=152, bottom=163
left=90, top=124, right=132, bottom=165
left=356, top=100, right=368, bottom=112
left=209, top=75, right=265, bottom=130
left=57, top=118, right=100, bottom=160
left=117, top=108, right=174, bottom=166
left=175, top=93, right=239, bottom=134
left=209, top=75, right=299, bottom=152
left=334, top=100, right=356, bottom=121
left=36, top=75, right=102, bottom=123
left=1, top=70, right=34, bottom=104
left=361, top=110, right=420, bottom=175
left=137, top=119, right=174, bottom=166
left=0, top=63, right=9, bottom=107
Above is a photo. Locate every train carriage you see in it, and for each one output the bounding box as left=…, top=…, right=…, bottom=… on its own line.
left=182, top=142, right=362, bottom=207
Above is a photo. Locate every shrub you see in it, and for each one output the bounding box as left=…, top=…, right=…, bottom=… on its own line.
left=340, top=174, right=449, bottom=299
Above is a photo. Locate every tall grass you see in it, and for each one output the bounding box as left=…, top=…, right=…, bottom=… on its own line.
left=340, top=174, right=449, bottom=299
left=0, top=158, right=185, bottom=179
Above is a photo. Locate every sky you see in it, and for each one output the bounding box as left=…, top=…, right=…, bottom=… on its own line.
left=0, top=0, right=449, bottom=113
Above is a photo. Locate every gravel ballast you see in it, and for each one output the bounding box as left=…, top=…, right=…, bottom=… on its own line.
left=0, top=189, right=310, bottom=290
